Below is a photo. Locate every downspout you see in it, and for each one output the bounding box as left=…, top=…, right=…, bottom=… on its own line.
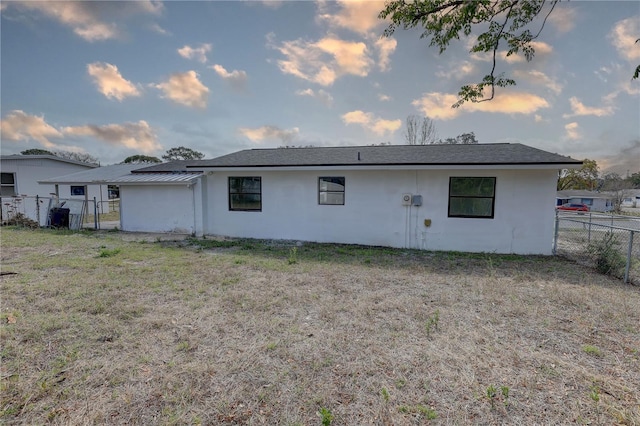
left=191, top=179, right=197, bottom=237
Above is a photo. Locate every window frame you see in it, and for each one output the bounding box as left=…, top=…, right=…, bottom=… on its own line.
left=318, top=176, right=345, bottom=205
left=0, top=172, right=17, bottom=197
left=228, top=176, right=262, bottom=212
left=70, top=185, right=86, bottom=196
left=448, top=177, right=496, bottom=219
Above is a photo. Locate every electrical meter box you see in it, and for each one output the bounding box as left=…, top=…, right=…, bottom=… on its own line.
left=412, top=195, right=423, bottom=206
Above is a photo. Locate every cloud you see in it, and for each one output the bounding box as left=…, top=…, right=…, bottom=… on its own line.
left=609, top=16, right=640, bottom=62
left=564, top=122, right=581, bottom=140
left=600, top=139, right=640, bottom=174
left=63, top=120, right=161, bottom=153
left=341, top=110, right=401, bottom=136
left=238, top=125, right=299, bottom=144
left=211, top=64, right=248, bottom=91
left=178, top=43, right=212, bottom=63
left=149, top=23, right=170, bottom=35
left=563, top=97, right=615, bottom=118
left=378, top=94, right=391, bottom=102
left=318, top=0, right=386, bottom=36
left=374, top=37, right=397, bottom=71
left=513, top=70, right=562, bottom=95
left=436, top=61, right=475, bottom=79
left=502, top=41, right=553, bottom=63
left=412, top=91, right=549, bottom=120
left=87, top=62, right=141, bottom=101
left=6, top=1, right=163, bottom=42
left=548, top=7, right=577, bottom=33
left=153, top=71, right=209, bottom=109
left=268, top=33, right=372, bottom=86
left=295, top=88, right=334, bottom=107
left=0, top=110, right=64, bottom=148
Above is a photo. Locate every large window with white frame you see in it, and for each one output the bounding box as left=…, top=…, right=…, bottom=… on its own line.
left=318, top=177, right=345, bottom=205
left=448, top=177, right=496, bottom=218
left=229, top=177, right=262, bottom=211
left=0, top=173, right=16, bottom=196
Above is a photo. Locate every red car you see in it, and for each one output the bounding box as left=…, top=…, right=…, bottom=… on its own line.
left=556, top=203, right=589, bottom=212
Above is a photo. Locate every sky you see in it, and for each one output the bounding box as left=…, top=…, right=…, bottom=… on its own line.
left=1, top=1, right=639, bottom=174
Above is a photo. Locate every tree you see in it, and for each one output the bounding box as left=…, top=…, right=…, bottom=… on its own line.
left=379, top=1, right=640, bottom=106
left=600, top=173, right=634, bottom=213
left=122, top=155, right=162, bottom=164
left=437, top=132, right=479, bottom=145
left=162, top=146, right=205, bottom=161
left=404, top=115, right=438, bottom=145
left=557, top=159, right=599, bottom=191
left=55, top=150, right=99, bottom=165
left=21, top=148, right=55, bottom=155
left=628, top=171, right=640, bottom=188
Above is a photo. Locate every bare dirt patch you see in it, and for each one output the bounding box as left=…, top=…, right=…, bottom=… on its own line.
left=1, top=228, right=639, bottom=425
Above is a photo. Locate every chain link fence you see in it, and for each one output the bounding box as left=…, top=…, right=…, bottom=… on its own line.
left=0, top=196, right=119, bottom=230
left=554, top=211, right=640, bottom=284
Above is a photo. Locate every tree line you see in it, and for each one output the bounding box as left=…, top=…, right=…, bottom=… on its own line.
left=19, top=146, right=205, bottom=165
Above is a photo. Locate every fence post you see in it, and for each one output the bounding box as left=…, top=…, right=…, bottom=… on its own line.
left=624, top=230, right=634, bottom=284
left=588, top=213, right=592, bottom=243
left=94, top=197, right=98, bottom=230
left=36, top=195, right=40, bottom=225
left=553, top=210, right=559, bottom=255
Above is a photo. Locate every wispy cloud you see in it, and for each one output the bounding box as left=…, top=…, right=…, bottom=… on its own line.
left=609, top=16, right=640, bottom=62
left=63, top=120, right=161, bottom=153
left=0, top=110, right=63, bottom=148
left=374, top=37, right=397, bottom=72
left=564, top=122, right=581, bottom=140
left=153, top=71, right=209, bottom=109
left=5, top=1, right=163, bottom=42
left=211, top=64, right=248, bottom=91
left=563, top=97, right=615, bottom=118
left=178, top=43, right=212, bottom=63
left=295, top=88, right=334, bottom=107
left=238, top=125, right=299, bottom=144
left=87, top=62, right=141, bottom=101
left=268, top=33, right=372, bottom=86
left=513, top=70, right=562, bottom=95
left=317, top=0, right=386, bottom=36
left=412, top=91, right=549, bottom=120
left=548, top=6, right=577, bottom=33
left=341, top=110, right=401, bottom=136
left=436, top=61, right=475, bottom=79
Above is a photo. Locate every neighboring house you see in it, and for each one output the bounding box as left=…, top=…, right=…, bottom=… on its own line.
left=621, top=190, right=640, bottom=208
left=121, top=143, right=574, bottom=255
left=556, top=190, right=614, bottom=212
left=0, top=155, right=98, bottom=225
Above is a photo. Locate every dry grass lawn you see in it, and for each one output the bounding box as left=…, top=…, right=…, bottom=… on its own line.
left=1, top=228, right=639, bottom=425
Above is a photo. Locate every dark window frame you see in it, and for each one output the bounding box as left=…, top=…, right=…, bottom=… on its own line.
left=228, top=176, right=262, bottom=212
left=448, top=177, right=496, bottom=219
left=318, top=176, right=345, bottom=205
left=70, top=185, right=86, bottom=196
left=0, top=172, right=17, bottom=197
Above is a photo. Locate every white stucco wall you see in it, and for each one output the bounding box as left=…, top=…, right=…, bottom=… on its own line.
left=119, top=181, right=203, bottom=235
left=204, top=168, right=559, bottom=254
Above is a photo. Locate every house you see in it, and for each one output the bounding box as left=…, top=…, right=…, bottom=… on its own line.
left=105, top=143, right=579, bottom=255
left=1, top=155, right=98, bottom=225
left=556, top=190, right=614, bottom=212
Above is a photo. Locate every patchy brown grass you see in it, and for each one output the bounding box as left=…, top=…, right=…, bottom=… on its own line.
left=1, top=228, right=639, bottom=425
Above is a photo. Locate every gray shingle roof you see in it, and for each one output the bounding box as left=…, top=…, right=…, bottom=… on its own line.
left=131, top=160, right=203, bottom=173
left=192, top=143, right=581, bottom=168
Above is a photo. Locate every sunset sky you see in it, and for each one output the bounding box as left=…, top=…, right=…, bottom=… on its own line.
left=1, top=1, right=638, bottom=174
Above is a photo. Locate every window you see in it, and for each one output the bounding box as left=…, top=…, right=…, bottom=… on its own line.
left=0, top=173, right=16, bottom=196
left=448, top=177, right=496, bottom=218
left=229, top=177, right=261, bottom=211
left=71, top=186, right=86, bottom=196
left=319, top=177, right=345, bottom=205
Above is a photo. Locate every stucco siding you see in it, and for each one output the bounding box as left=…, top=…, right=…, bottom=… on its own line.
left=120, top=185, right=198, bottom=234
left=204, top=168, right=558, bottom=254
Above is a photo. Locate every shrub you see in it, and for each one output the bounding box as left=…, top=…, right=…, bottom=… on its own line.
left=587, top=232, right=626, bottom=277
